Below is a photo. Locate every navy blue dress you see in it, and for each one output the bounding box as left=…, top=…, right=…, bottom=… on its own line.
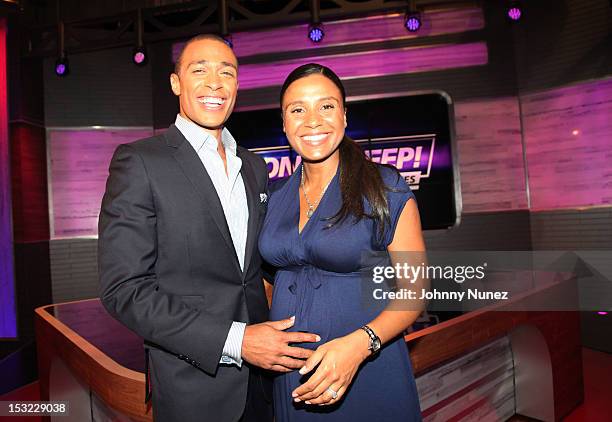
left=259, top=164, right=422, bottom=422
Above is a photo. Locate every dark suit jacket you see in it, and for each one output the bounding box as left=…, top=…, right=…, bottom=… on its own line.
left=98, top=124, right=271, bottom=421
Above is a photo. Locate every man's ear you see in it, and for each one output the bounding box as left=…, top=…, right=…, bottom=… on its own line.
left=344, top=111, right=347, bottom=128
left=170, top=73, right=181, bottom=96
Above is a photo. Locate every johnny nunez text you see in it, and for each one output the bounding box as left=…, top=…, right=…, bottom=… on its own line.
left=372, top=288, right=509, bottom=301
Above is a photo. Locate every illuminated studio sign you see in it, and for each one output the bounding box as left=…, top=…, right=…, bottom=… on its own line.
left=229, top=93, right=458, bottom=229
left=253, top=135, right=436, bottom=190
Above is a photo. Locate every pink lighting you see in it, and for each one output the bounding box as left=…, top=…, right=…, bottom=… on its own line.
left=134, top=52, right=145, bottom=64
left=132, top=46, right=147, bottom=65
left=237, top=42, right=488, bottom=90
left=507, top=7, right=522, bottom=21
left=171, top=8, right=487, bottom=91
left=48, top=128, right=154, bottom=238
left=597, top=312, right=608, bottom=315
left=0, top=17, right=17, bottom=337
left=522, top=77, right=612, bottom=210
left=172, top=8, right=484, bottom=60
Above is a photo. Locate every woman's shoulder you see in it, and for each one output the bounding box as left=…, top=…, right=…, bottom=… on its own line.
left=375, top=163, right=410, bottom=191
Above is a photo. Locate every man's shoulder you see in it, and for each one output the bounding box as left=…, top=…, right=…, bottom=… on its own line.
left=115, top=127, right=179, bottom=159
left=237, top=146, right=266, bottom=171
left=236, top=145, right=261, bottom=160
left=125, top=131, right=167, bottom=151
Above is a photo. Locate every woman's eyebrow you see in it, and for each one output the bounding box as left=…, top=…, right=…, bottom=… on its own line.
left=317, top=96, right=340, bottom=103
left=285, top=97, right=339, bottom=108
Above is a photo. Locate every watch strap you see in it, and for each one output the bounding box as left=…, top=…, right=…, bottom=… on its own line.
left=360, top=325, right=380, bottom=354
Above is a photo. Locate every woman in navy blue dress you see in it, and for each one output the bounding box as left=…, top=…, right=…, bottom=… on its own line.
left=258, top=63, right=425, bottom=421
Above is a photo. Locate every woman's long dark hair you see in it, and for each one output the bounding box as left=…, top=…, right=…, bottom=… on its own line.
left=280, top=63, right=391, bottom=237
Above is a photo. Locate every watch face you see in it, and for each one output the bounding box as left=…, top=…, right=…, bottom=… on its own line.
left=372, top=338, right=382, bottom=352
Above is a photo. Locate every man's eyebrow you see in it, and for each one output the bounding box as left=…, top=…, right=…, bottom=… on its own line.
left=187, top=60, right=238, bottom=70
left=285, top=100, right=304, bottom=108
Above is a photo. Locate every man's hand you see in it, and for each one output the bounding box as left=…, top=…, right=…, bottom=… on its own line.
left=242, top=316, right=320, bottom=372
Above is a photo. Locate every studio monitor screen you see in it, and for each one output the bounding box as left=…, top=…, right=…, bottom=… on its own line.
left=227, top=92, right=460, bottom=230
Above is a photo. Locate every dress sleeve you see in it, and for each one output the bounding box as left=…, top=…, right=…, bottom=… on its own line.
left=381, top=167, right=416, bottom=247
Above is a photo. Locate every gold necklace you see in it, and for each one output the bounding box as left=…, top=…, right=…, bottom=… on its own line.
left=300, top=167, right=333, bottom=218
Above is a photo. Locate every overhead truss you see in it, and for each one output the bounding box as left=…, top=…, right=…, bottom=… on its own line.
left=23, top=0, right=453, bottom=57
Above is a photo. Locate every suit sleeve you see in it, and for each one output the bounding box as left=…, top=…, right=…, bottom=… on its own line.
left=98, top=144, right=232, bottom=375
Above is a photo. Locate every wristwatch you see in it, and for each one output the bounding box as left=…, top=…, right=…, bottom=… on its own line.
left=360, top=325, right=381, bottom=355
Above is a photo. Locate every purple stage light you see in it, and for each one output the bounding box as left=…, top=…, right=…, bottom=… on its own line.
left=308, top=25, right=324, bottom=43
left=132, top=46, right=147, bottom=65
left=172, top=7, right=485, bottom=59
left=507, top=6, right=522, bottom=21
left=598, top=311, right=608, bottom=315
left=404, top=14, right=422, bottom=32
left=55, top=57, right=69, bottom=76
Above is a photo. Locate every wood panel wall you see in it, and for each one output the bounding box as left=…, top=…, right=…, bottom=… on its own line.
left=10, top=122, right=49, bottom=242
left=454, top=97, right=527, bottom=212
left=522, top=77, right=612, bottom=210
left=47, top=128, right=153, bottom=239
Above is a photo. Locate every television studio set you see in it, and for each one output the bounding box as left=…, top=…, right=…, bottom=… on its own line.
left=0, top=0, right=611, bottom=421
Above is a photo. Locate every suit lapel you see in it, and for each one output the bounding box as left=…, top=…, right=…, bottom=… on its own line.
left=238, top=148, right=259, bottom=279
left=166, top=125, right=241, bottom=275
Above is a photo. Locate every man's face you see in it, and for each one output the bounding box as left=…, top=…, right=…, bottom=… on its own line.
left=170, top=39, right=238, bottom=131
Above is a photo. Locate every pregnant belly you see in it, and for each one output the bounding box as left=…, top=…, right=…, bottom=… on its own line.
left=269, top=268, right=384, bottom=346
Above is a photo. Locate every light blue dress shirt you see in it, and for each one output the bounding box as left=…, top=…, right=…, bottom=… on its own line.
left=175, top=114, right=247, bottom=366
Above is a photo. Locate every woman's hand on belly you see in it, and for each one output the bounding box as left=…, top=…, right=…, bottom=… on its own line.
left=290, top=330, right=371, bottom=405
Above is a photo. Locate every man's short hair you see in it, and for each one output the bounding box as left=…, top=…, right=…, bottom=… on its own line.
left=174, top=34, right=235, bottom=74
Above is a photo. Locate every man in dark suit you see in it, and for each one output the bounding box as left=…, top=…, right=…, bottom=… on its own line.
left=98, top=34, right=319, bottom=421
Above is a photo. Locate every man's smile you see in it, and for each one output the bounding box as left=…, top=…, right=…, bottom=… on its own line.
left=197, top=96, right=226, bottom=110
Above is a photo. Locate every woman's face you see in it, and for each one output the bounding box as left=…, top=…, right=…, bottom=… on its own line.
left=281, top=74, right=347, bottom=163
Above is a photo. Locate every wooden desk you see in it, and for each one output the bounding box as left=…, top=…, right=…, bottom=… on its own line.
left=36, top=300, right=150, bottom=421
left=35, top=278, right=583, bottom=421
